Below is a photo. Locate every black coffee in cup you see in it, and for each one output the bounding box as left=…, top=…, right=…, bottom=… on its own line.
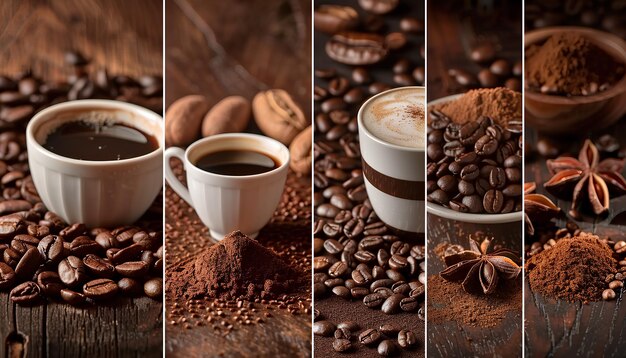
left=44, top=120, right=158, bottom=161
left=194, top=150, right=279, bottom=175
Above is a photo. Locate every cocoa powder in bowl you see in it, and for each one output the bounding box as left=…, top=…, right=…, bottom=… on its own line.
left=166, top=230, right=302, bottom=301
left=525, top=33, right=625, bottom=96
left=526, top=232, right=617, bottom=303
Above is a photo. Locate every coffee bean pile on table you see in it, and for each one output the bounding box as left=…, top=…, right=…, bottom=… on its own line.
left=0, top=51, right=163, bottom=305
left=426, top=111, right=523, bottom=214
left=314, top=319, right=417, bottom=354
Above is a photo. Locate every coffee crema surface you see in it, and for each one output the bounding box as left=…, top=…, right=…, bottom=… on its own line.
left=361, top=87, right=425, bottom=149
left=44, top=119, right=158, bottom=161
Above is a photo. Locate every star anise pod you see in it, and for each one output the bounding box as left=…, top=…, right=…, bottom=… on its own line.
left=524, top=182, right=560, bottom=236
left=544, top=139, right=626, bottom=217
left=440, top=238, right=521, bottom=295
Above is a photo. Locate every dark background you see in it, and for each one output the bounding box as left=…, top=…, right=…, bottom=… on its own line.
left=0, top=0, right=163, bottom=357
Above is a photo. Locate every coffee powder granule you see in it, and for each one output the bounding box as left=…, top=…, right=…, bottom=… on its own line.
left=427, top=274, right=521, bottom=328
left=525, top=33, right=625, bottom=96
left=431, top=87, right=521, bottom=127
left=166, top=230, right=301, bottom=301
left=526, top=232, right=617, bottom=303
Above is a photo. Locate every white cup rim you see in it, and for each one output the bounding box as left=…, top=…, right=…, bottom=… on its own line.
left=183, top=133, right=290, bottom=180
left=427, top=94, right=523, bottom=224
left=26, top=99, right=163, bottom=167
left=357, top=86, right=426, bottom=153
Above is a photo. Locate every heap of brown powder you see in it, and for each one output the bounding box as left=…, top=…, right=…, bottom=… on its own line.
left=166, top=231, right=301, bottom=301
left=526, top=232, right=617, bottom=303
left=525, top=33, right=625, bottom=96
left=431, top=87, right=521, bottom=127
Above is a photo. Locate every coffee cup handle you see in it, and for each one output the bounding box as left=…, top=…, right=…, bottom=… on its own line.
left=164, top=147, right=193, bottom=206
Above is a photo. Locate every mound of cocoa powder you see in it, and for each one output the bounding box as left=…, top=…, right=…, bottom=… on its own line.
left=166, top=231, right=301, bottom=301
left=526, top=232, right=617, bottom=303
left=430, top=87, right=521, bottom=127
left=525, top=33, right=625, bottom=96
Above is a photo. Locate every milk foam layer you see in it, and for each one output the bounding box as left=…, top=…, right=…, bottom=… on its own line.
left=361, top=87, right=425, bottom=149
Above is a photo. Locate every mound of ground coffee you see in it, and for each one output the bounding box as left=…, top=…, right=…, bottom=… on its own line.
left=431, top=87, right=521, bottom=126
left=166, top=231, right=301, bottom=301
left=526, top=232, right=617, bottom=303
left=526, top=33, right=625, bottom=96
left=427, top=275, right=521, bottom=328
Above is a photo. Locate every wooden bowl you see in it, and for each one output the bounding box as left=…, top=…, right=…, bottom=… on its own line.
left=525, top=27, right=626, bottom=134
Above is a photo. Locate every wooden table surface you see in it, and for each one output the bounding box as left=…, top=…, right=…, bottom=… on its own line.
left=164, top=0, right=312, bottom=356
left=0, top=1, right=163, bottom=357
left=524, top=123, right=626, bottom=358
left=426, top=2, right=524, bottom=357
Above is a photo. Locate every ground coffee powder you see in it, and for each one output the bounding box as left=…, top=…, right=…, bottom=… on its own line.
left=166, top=230, right=301, bottom=301
left=526, top=33, right=624, bottom=96
left=526, top=232, right=617, bottom=303
left=431, top=87, right=521, bottom=127
left=427, top=275, right=521, bottom=328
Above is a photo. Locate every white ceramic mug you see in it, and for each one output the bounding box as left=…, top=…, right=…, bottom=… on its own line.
left=357, top=86, right=426, bottom=233
left=164, top=133, right=290, bottom=240
left=26, top=99, right=164, bottom=228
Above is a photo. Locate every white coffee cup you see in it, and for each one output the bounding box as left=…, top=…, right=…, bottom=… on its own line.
left=164, top=133, right=290, bottom=240
left=357, top=86, right=426, bottom=233
left=26, top=99, right=164, bottom=228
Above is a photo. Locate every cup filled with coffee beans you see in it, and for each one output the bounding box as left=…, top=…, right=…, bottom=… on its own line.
left=26, top=99, right=163, bottom=227
left=426, top=88, right=523, bottom=224
left=357, top=86, right=426, bottom=233
left=164, top=133, right=290, bottom=240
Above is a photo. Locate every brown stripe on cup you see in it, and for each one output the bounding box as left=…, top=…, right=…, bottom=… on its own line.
left=362, top=159, right=424, bottom=200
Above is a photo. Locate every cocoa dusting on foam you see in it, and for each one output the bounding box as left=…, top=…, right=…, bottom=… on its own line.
left=430, top=87, right=521, bottom=127
left=166, top=231, right=302, bottom=301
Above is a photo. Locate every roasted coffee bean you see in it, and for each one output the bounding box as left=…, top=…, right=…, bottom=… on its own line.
left=410, top=284, right=425, bottom=298
left=352, top=266, right=373, bottom=284
left=483, top=189, right=504, bottom=213
left=60, top=288, right=88, bottom=306
left=326, top=32, right=387, bottom=65
left=399, top=296, right=418, bottom=312
left=110, top=243, right=143, bottom=264
left=321, top=97, right=347, bottom=113
left=324, top=239, right=344, bottom=254
left=391, top=282, right=410, bottom=295
left=368, top=82, right=391, bottom=95
left=15, top=247, right=43, bottom=280
left=490, top=59, right=512, bottom=77
left=10, top=281, right=42, bottom=305
left=388, top=255, right=407, bottom=270
left=328, top=261, right=349, bottom=278
left=0, top=262, right=16, bottom=289
left=115, top=261, right=149, bottom=279
left=379, top=323, right=400, bottom=336
left=83, top=278, right=118, bottom=300
left=359, top=0, right=399, bottom=14
left=3, top=247, right=21, bottom=267
left=400, top=16, right=423, bottom=32
left=385, top=32, right=407, bottom=50
left=390, top=241, right=410, bottom=256
left=603, top=288, right=616, bottom=301
left=314, top=5, right=359, bottom=34
left=70, top=236, right=101, bottom=257
left=332, top=285, right=350, bottom=299
left=144, top=278, right=162, bottom=299
left=363, top=292, right=385, bottom=308
left=381, top=294, right=403, bottom=314
left=354, top=250, right=376, bottom=263
left=398, top=329, right=417, bottom=348
left=83, top=254, right=115, bottom=278
left=359, top=328, right=382, bottom=345
left=60, top=223, right=86, bottom=239
left=333, top=338, right=352, bottom=352
left=315, top=68, right=336, bottom=79
left=470, top=43, right=496, bottom=63
left=11, top=235, right=39, bottom=253
left=378, top=340, right=398, bottom=356
left=118, top=277, right=142, bottom=296
left=58, top=256, right=88, bottom=286
left=314, top=320, right=336, bottom=336
left=351, top=286, right=369, bottom=298
left=478, top=69, right=498, bottom=87
left=95, top=231, right=118, bottom=250
left=37, top=271, right=64, bottom=297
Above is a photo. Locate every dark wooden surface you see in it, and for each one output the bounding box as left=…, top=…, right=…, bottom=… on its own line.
left=164, top=0, right=312, bottom=356
left=426, top=2, right=523, bottom=357
left=0, top=1, right=163, bottom=357
left=524, top=123, right=626, bottom=358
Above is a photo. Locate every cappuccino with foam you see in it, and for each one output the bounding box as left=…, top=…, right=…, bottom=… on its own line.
left=360, top=87, right=425, bottom=149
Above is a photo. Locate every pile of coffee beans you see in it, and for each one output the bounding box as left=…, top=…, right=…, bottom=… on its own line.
left=0, top=51, right=163, bottom=305
left=314, top=318, right=418, bottom=354
left=426, top=111, right=523, bottom=214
